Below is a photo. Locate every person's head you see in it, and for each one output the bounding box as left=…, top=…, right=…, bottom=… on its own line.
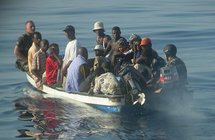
left=103, top=35, right=111, bottom=49
left=49, top=43, right=59, bottom=56
left=112, top=26, right=121, bottom=41
left=140, top=37, right=151, bottom=48
left=33, top=32, right=42, bottom=45
left=94, top=45, right=104, bottom=56
left=129, top=33, right=141, bottom=50
left=116, top=38, right=129, bottom=53
left=40, top=39, right=49, bottom=52
left=63, top=25, right=75, bottom=40
left=140, top=37, right=152, bottom=54
left=139, top=37, right=153, bottom=57
left=78, top=47, right=88, bottom=60
left=92, top=21, right=105, bottom=36
left=25, top=20, right=35, bottom=34
left=163, top=44, right=177, bottom=59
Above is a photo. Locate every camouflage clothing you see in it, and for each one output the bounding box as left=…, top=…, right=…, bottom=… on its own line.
left=167, top=56, right=187, bottom=84
left=15, top=33, right=33, bottom=71
left=93, top=72, right=121, bottom=95
left=16, top=33, right=33, bottom=58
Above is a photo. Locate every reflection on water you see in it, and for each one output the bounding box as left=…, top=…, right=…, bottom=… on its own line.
left=15, top=96, right=65, bottom=139
left=14, top=87, right=122, bottom=139
left=13, top=85, right=200, bottom=140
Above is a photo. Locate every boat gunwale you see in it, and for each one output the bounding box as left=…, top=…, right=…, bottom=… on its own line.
left=26, top=73, right=125, bottom=108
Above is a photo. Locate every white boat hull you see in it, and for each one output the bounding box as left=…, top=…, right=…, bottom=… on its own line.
left=26, top=73, right=125, bottom=113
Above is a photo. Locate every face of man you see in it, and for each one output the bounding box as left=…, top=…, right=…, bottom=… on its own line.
left=112, top=30, right=120, bottom=41
left=25, top=22, right=35, bottom=33
left=95, top=50, right=104, bottom=56
left=94, top=29, right=104, bottom=36
left=40, top=41, right=49, bottom=52
left=33, top=33, right=41, bottom=45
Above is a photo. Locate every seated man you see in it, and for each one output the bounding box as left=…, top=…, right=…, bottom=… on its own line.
left=28, top=32, right=42, bottom=75
left=110, top=38, right=131, bottom=74
left=31, top=39, right=49, bottom=89
left=128, top=33, right=142, bottom=65
left=163, top=44, right=188, bottom=86
left=14, top=20, right=35, bottom=71
left=65, top=47, right=90, bottom=92
left=135, top=37, right=166, bottom=84
left=46, top=43, right=63, bottom=88
left=92, top=21, right=107, bottom=46
left=93, top=72, right=122, bottom=95
left=93, top=44, right=110, bottom=77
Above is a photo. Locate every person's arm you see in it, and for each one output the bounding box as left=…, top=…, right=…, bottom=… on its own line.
left=31, top=55, right=41, bottom=81
left=79, top=64, right=90, bottom=80
left=14, top=35, right=28, bottom=61
left=53, top=54, right=63, bottom=67
left=62, top=60, right=72, bottom=76
left=104, top=41, right=112, bottom=56
left=14, top=45, right=27, bottom=61
left=28, top=48, right=33, bottom=72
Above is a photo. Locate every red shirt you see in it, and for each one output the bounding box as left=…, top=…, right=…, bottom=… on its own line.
left=46, top=56, right=59, bottom=85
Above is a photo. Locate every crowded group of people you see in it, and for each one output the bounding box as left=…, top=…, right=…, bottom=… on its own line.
left=14, top=20, right=188, bottom=94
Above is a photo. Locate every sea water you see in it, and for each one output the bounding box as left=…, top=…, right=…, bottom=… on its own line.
left=0, top=0, right=215, bottom=139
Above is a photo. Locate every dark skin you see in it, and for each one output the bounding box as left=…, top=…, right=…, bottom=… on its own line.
left=49, top=44, right=62, bottom=67
left=14, top=21, right=36, bottom=61
left=78, top=47, right=88, bottom=60
left=131, top=40, right=141, bottom=64
left=93, top=29, right=106, bottom=45
left=94, top=49, right=104, bottom=57
left=103, top=35, right=111, bottom=49
left=104, top=29, right=121, bottom=56
left=31, top=40, right=48, bottom=82
left=33, top=32, right=42, bottom=48
left=78, top=47, right=90, bottom=79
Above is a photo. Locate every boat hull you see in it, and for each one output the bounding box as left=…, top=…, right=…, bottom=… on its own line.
left=26, top=73, right=125, bottom=113
left=26, top=73, right=193, bottom=113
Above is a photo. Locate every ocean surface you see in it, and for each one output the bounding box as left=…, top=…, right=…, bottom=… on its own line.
left=0, top=0, right=215, bottom=139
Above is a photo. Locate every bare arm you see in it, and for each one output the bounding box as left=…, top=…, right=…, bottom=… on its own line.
left=14, top=45, right=27, bottom=61
left=53, top=54, right=63, bottom=67
left=62, top=60, right=72, bottom=76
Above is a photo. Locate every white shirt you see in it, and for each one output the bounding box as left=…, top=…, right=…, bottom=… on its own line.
left=63, top=39, right=81, bottom=68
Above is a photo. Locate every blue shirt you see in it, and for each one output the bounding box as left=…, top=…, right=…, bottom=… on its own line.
left=65, top=55, right=88, bottom=92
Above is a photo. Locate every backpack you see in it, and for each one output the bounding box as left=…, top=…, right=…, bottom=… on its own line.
left=93, top=72, right=122, bottom=95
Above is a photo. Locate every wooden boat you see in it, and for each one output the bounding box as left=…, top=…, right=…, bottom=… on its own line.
left=26, top=64, right=193, bottom=113
left=26, top=73, right=126, bottom=113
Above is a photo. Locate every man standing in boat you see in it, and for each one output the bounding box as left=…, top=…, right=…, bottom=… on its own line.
left=62, top=25, right=82, bottom=88
left=14, top=20, right=36, bottom=71
left=92, top=21, right=108, bottom=47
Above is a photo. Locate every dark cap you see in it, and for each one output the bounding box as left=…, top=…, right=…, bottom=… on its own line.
left=63, top=25, right=75, bottom=33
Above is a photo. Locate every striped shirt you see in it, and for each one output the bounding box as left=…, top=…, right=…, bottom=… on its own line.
left=32, top=49, right=46, bottom=78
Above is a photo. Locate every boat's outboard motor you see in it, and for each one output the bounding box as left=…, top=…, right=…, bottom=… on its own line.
left=118, top=64, right=146, bottom=105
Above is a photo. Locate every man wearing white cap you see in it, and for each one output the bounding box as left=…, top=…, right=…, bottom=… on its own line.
left=93, top=44, right=110, bottom=76
left=92, top=21, right=107, bottom=47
